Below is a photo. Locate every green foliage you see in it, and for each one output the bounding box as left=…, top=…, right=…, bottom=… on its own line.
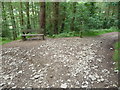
left=113, top=42, right=120, bottom=71
left=0, top=37, right=13, bottom=45
left=48, top=28, right=118, bottom=38
left=0, top=37, right=22, bottom=45
left=48, top=31, right=79, bottom=38
left=83, top=28, right=118, bottom=36
left=1, top=2, right=119, bottom=39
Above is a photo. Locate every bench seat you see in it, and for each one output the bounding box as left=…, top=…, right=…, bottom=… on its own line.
left=21, top=29, right=45, bottom=41
left=21, top=34, right=44, bottom=37
left=21, top=34, right=45, bottom=41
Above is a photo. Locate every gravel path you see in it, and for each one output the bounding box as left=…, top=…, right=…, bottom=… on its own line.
left=0, top=32, right=119, bottom=88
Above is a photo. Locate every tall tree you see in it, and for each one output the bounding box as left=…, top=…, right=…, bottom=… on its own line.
left=70, top=2, right=77, bottom=31
left=10, top=2, right=17, bottom=40
left=26, top=2, right=31, bottom=29
left=20, top=2, right=24, bottom=29
left=2, top=2, right=8, bottom=37
left=32, top=2, right=35, bottom=28
left=53, top=2, right=59, bottom=34
left=60, top=3, right=66, bottom=33
left=118, top=2, right=120, bottom=29
left=40, top=2, right=46, bottom=35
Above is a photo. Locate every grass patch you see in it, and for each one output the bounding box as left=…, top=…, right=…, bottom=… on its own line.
left=80, top=28, right=118, bottom=37
left=113, top=42, right=120, bottom=71
left=48, top=31, right=80, bottom=38
left=0, top=37, right=22, bottom=45
left=0, top=38, right=13, bottom=45
left=48, top=28, right=118, bottom=38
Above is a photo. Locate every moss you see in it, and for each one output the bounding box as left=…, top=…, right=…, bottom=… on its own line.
left=113, top=42, right=120, bottom=71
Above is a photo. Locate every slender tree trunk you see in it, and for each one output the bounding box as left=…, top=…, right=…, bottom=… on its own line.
left=46, top=3, right=53, bottom=35
left=20, top=2, right=24, bottom=29
left=70, top=2, right=77, bottom=31
left=118, top=2, right=120, bottom=29
left=53, top=2, right=59, bottom=34
left=34, top=3, right=37, bottom=28
left=40, top=2, right=46, bottom=35
left=10, top=2, right=17, bottom=40
left=60, top=5, right=66, bottom=33
left=2, top=2, right=8, bottom=37
left=32, top=2, right=35, bottom=28
left=26, top=2, right=31, bottom=29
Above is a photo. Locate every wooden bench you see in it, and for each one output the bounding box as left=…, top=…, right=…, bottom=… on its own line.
left=21, top=29, right=45, bottom=41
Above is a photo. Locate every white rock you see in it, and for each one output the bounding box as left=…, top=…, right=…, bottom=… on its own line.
left=67, top=79, right=71, bottom=82
left=114, top=70, right=119, bottom=73
left=81, top=85, right=88, bottom=88
left=95, top=75, right=99, bottom=79
left=67, top=73, right=70, bottom=76
left=112, top=84, right=117, bottom=87
left=89, top=75, right=96, bottom=81
left=0, top=83, right=5, bottom=87
left=32, top=55, right=35, bottom=57
left=97, top=59, right=102, bottom=62
left=39, top=81, right=42, bottom=84
left=82, top=81, right=89, bottom=85
left=34, top=75, right=40, bottom=79
left=110, top=48, right=113, bottom=50
left=45, top=64, right=50, bottom=67
left=113, top=62, right=116, bottom=65
left=12, top=86, right=17, bottom=88
left=76, top=81, right=79, bottom=85
left=18, top=70, right=22, bottom=74
left=100, top=78, right=104, bottom=82
left=60, top=83, right=67, bottom=88
left=91, top=81, right=94, bottom=84
left=4, top=75, right=10, bottom=80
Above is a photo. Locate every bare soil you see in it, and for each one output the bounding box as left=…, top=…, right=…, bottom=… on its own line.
left=0, top=32, right=119, bottom=88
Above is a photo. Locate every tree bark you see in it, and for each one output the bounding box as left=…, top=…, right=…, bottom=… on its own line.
left=70, top=2, right=77, bottom=31
left=32, top=2, right=35, bottom=28
left=53, top=2, right=59, bottom=34
left=118, top=2, right=120, bottom=29
left=10, top=2, right=17, bottom=40
left=60, top=5, right=66, bottom=33
left=40, top=2, right=46, bottom=35
left=2, top=2, right=7, bottom=37
left=26, top=2, right=31, bottom=29
left=20, top=2, right=24, bottom=29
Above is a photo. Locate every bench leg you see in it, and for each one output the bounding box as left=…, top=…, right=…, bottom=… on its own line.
left=42, top=35, right=45, bottom=40
left=22, top=36, right=26, bottom=41
left=80, top=31, right=83, bottom=38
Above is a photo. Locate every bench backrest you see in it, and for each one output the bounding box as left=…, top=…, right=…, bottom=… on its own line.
left=21, top=29, right=44, bottom=34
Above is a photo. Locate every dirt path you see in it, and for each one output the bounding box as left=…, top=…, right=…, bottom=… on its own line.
left=1, top=32, right=119, bottom=88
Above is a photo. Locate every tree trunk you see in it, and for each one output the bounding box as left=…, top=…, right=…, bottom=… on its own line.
left=70, top=2, right=77, bottom=31
left=10, top=2, right=17, bottom=40
left=20, top=2, right=24, bottom=29
left=118, top=2, right=120, bottom=29
left=60, top=5, right=66, bottom=33
left=32, top=2, right=35, bottom=28
left=40, top=2, right=46, bottom=35
left=2, top=2, right=8, bottom=37
left=53, top=2, right=59, bottom=34
left=117, top=2, right=120, bottom=87
left=26, top=2, right=31, bottom=29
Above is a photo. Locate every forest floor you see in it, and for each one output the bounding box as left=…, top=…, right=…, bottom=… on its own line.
left=1, top=32, right=119, bottom=88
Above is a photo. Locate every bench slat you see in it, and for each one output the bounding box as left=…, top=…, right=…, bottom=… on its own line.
left=21, top=34, right=44, bottom=36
